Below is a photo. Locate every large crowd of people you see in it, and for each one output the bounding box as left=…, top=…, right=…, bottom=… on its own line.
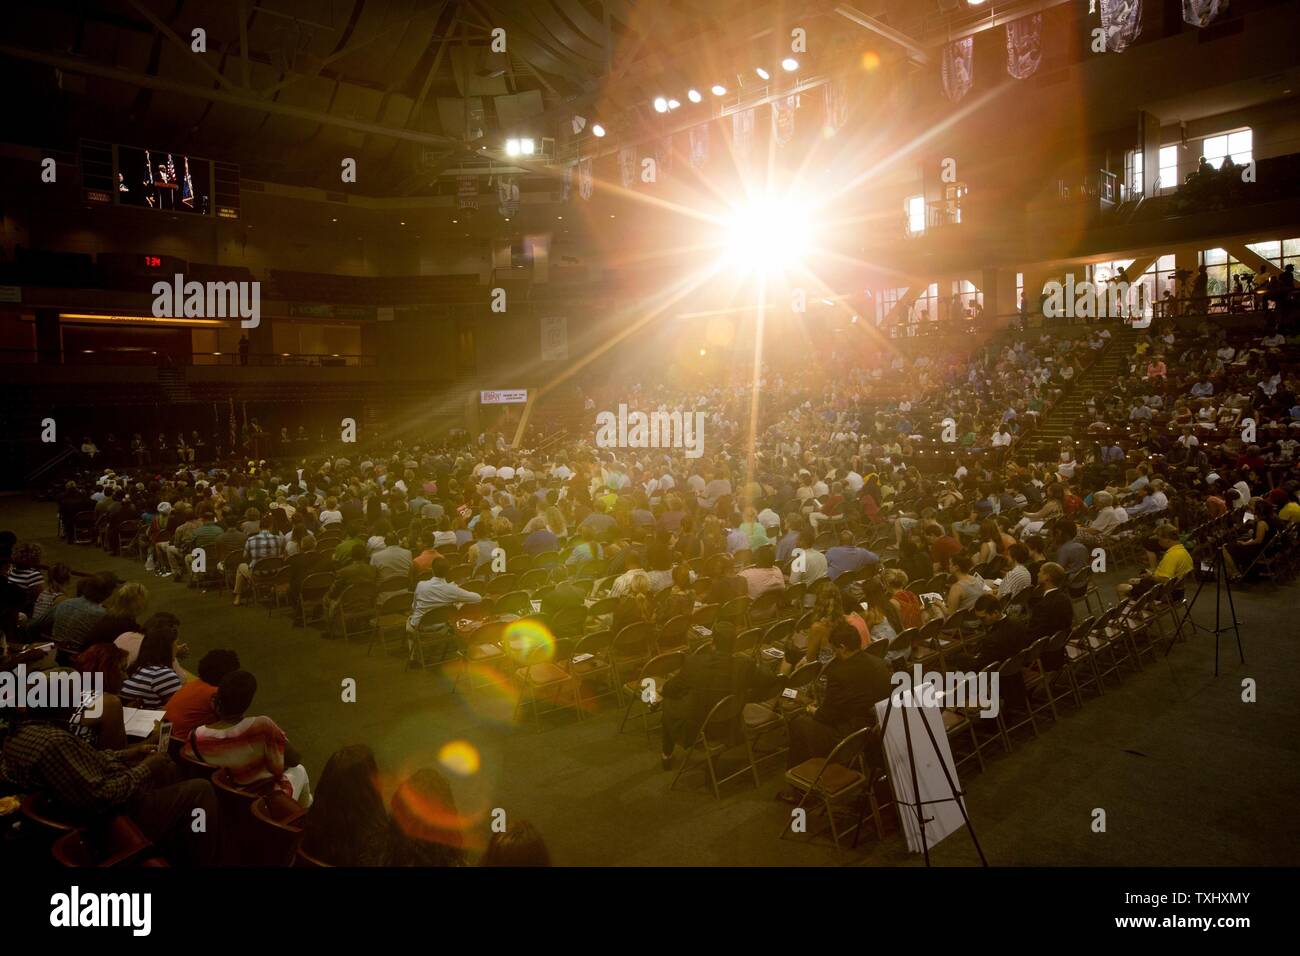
left=3, top=312, right=1298, bottom=865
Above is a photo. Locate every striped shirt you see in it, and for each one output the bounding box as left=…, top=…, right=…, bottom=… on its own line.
left=120, top=665, right=183, bottom=707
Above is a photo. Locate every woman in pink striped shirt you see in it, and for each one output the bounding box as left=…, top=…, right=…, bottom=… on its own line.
left=183, top=670, right=312, bottom=807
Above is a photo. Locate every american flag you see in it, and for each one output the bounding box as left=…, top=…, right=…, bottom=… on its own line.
left=181, top=156, right=194, bottom=208
left=228, top=396, right=236, bottom=456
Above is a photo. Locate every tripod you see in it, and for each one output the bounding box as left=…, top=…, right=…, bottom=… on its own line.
left=857, top=681, right=987, bottom=866
left=1166, top=542, right=1244, bottom=677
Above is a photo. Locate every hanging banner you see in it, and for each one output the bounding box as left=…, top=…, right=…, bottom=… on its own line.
left=771, top=95, right=797, bottom=147
left=1006, top=14, right=1044, bottom=79
left=732, top=108, right=756, bottom=163
left=942, top=38, right=974, bottom=103
left=654, top=135, right=673, bottom=179
left=688, top=123, right=709, bottom=168
left=497, top=176, right=519, bottom=217
left=618, top=147, right=637, bottom=188
left=1099, top=0, right=1142, bottom=52
left=578, top=158, right=594, bottom=200
left=1182, top=0, right=1227, bottom=27
left=823, top=77, right=847, bottom=133
left=540, top=315, right=568, bottom=362
left=560, top=162, right=573, bottom=203
left=456, top=175, right=479, bottom=210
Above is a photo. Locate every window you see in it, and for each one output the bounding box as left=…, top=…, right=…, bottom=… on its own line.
left=1201, top=129, right=1252, bottom=169
left=1158, top=145, right=1179, bottom=192
left=1125, top=149, right=1144, bottom=197
left=906, top=195, right=925, bottom=235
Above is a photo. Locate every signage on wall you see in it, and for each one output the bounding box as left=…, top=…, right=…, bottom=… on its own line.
left=480, top=389, right=528, bottom=405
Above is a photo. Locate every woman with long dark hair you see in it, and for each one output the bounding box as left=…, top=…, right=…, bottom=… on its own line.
left=384, top=768, right=467, bottom=867
left=301, top=744, right=389, bottom=866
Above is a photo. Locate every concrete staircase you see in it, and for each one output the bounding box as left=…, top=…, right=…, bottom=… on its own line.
left=1020, top=325, right=1138, bottom=458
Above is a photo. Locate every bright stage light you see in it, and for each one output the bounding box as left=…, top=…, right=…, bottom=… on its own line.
left=653, top=97, right=668, bottom=113
left=687, top=88, right=702, bottom=103
left=592, top=123, right=606, bottom=137
left=667, top=98, right=681, bottom=110
left=505, top=139, right=520, bottom=156
left=721, top=196, right=812, bottom=275
left=755, top=67, right=770, bottom=80
left=782, top=57, right=799, bottom=72
left=711, top=84, right=727, bottom=96
left=520, top=138, right=535, bottom=155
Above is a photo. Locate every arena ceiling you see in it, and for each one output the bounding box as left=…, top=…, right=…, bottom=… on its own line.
left=0, top=0, right=1061, bottom=195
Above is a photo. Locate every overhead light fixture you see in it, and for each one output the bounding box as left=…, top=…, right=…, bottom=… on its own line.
left=505, top=138, right=521, bottom=157
left=667, top=98, right=681, bottom=110
left=653, top=96, right=668, bottom=113
left=520, top=138, right=535, bottom=155
left=781, top=57, right=799, bottom=72
left=711, top=84, right=727, bottom=96
left=755, top=67, right=770, bottom=80
left=591, top=123, right=606, bottom=137
left=687, top=88, right=702, bottom=103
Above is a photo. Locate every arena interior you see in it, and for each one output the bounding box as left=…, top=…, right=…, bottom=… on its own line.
left=1, top=0, right=1299, bottom=897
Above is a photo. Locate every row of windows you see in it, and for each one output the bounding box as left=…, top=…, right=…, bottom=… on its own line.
left=1127, top=128, right=1253, bottom=196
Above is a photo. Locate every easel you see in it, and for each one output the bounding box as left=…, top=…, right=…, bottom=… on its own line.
left=857, top=681, right=988, bottom=866
left=1166, top=541, right=1245, bottom=677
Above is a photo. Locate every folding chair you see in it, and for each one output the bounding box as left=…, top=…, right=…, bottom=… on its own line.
left=566, top=628, right=617, bottom=715
left=298, top=571, right=335, bottom=626
left=670, top=694, right=760, bottom=799
left=503, top=623, right=574, bottom=729
left=409, top=604, right=459, bottom=670
left=370, top=590, right=414, bottom=657
left=618, top=651, right=685, bottom=741
left=779, top=725, right=872, bottom=855
left=336, top=582, right=379, bottom=643
left=609, top=621, right=655, bottom=704
left=51, top=816, right=161, bottom=868
left=656, top=613, right=691, bottom=653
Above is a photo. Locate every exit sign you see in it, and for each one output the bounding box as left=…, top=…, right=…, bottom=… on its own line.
left=143, top=256, right=162, bottom=268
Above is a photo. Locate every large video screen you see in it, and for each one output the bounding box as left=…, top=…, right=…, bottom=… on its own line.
left=116, top=145, right=211, bottom=215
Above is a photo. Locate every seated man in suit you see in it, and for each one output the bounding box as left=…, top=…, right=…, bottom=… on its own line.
left=951, top=594, right=1030, bottom=671
left=1027, top=562, right=1073, bottom=671
left=777, top=620, right=893, bottom=802
left=658, top=622, right=782, bottom=771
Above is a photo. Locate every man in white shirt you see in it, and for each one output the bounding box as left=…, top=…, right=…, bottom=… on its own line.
left=407, top=559, right=482, bottom=664
left=1089, top=492, right=1128, bottom=534
left=844, top=470, right=864, bottom=493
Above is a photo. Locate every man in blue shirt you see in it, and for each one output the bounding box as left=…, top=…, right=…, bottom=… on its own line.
left=825, top=530, right=879, bottom=581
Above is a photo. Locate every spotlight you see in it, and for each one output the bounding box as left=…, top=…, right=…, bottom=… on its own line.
left=687, top=88, right=702, bottom=103
left=505, top=139, right=521, bottom=157
left=755, top=67, right=770, bottom=80
left=711, top=84, right=727, bottom=96
left=782, top=57, right=799, bottom=72
left=667, top=98, right=681, bottom=110
left=721, top=194, right=812, bottom=275
left=699, top=348, right=707, bottom=356
left=653, top=97, right=668, bottom=113
left=520, top=138, right=535, bottom=155
left=592, top=123, right=606, bottom=137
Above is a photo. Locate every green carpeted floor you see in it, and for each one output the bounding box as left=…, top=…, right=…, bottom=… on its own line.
left=7, top=496, right=1297, bottom=867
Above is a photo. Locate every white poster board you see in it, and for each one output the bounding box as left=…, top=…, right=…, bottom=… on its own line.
left=480, top=389, right=528, bottom=405
left=874, top=682, right=967, bottom=854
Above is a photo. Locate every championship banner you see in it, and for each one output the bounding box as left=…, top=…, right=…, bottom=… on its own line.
left=942, top=38, right=974, bottom=103
left=823, top=77, right=847, bottom=133
left=1183, top=0, right=1228, bottom=27
left=1006, top=14, right=1044, bottom=79
left=540, top=315, right=568, bottom=361
left=456, top=175, right=478, bottom=210
left=732, top=108, right=755, bottom=163
left=618, top=147, right=637, bottom=188
left=578, top=158, right=594, bottom=200
left=480, top=389, right=528, bottom=405
left=497, top=176, right=519, bottom=217
left=1100, top=0, right=1142, bottom=52
left=560, top=162, right=573, bottom=202
left=771, top=95, right=797, bottom=148
left=688, top=123, right=709, bottom=168
left=654, top=135, right=673, bottom=179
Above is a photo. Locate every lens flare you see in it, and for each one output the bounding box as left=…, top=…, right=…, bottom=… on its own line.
left=438, top=740, right=481, bottom=778
left=721, top=196, right=813, bottom=275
